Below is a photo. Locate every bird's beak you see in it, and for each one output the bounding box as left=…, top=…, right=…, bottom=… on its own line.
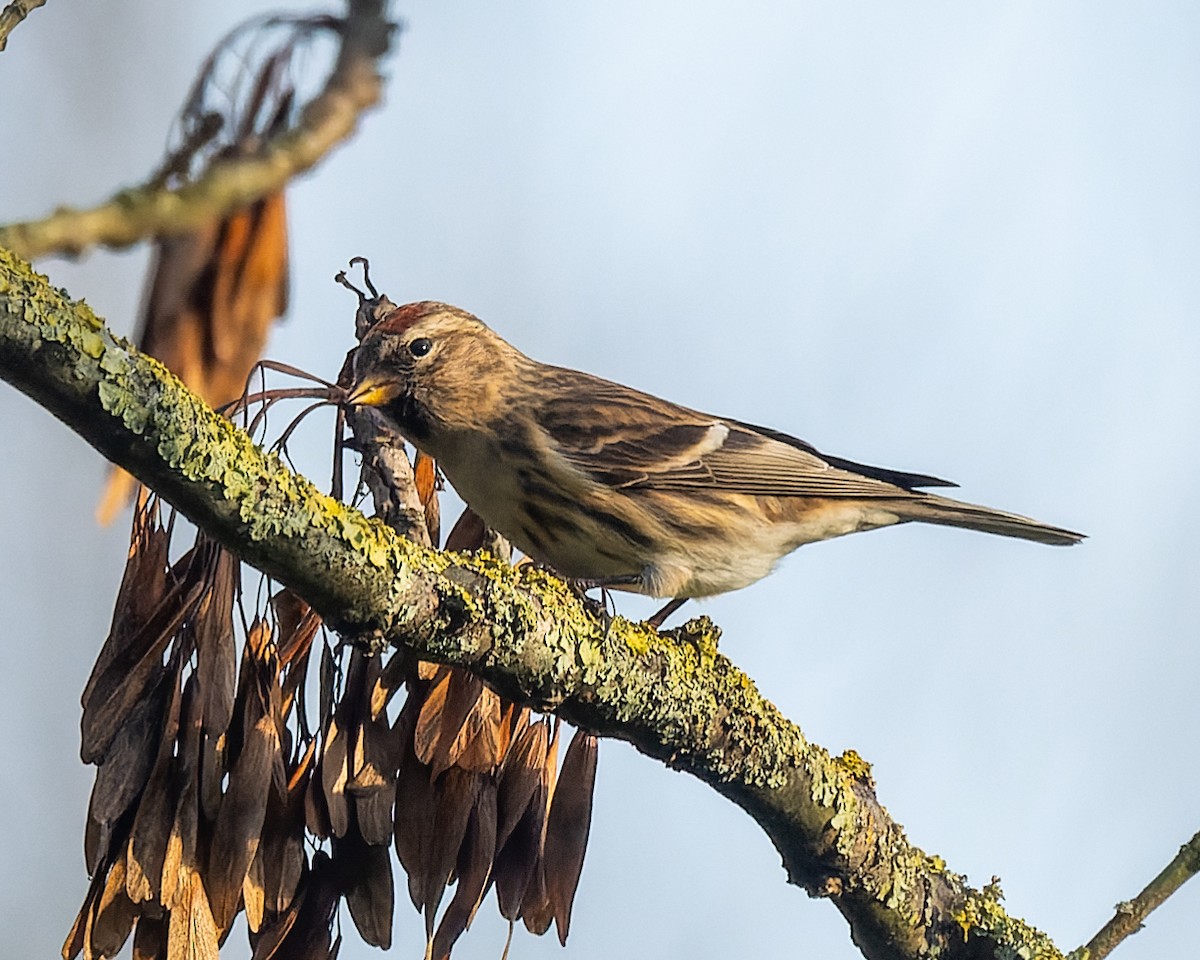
left=347, top=378, right=403, bottom=407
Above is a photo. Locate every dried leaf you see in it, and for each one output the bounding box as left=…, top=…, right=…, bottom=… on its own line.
left=543, top=731, right=598, bottom=944
left=430, top=780, right=497, bottom=960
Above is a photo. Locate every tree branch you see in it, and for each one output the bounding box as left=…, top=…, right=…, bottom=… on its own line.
left=1076, top=829, right=1200, bottom=960
left=0, top=0, right=45, bottom=52
left=0, top=248, right=1073, bottom=960
left=0, top=0, right=392, bottom=259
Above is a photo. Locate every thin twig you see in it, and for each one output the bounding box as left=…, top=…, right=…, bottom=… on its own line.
left=0, top=0, right=394, bottom=257
left=1075, top=829, right=1200, bottom=960
left=0, top=0, right=46, bottom=52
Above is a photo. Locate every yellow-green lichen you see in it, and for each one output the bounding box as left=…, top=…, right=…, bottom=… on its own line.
left=952, top=882, right=1063, bottom=960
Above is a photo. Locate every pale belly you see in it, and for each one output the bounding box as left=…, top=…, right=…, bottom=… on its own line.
left=423, top=429, right=902, bottom=598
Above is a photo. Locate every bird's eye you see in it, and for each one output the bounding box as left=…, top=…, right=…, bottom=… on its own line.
left=409, top=337, right=433, bottom=358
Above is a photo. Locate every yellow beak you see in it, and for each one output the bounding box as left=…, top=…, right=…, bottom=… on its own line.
left=347, top=378, right=403, bottom=407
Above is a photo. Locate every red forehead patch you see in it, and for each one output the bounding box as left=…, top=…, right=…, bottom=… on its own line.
left=373, top=301, right=443, bottom=337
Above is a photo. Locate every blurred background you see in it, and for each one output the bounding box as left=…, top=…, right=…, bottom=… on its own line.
left=2, top=1, right=1198, bottom=957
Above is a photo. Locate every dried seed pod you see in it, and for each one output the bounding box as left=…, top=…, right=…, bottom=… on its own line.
left=254, top=851, right=341, bottom=960
left=338, top=830, right=395, bottom=949
left=444, top=685, right=505, bottom=774
left=494, top=720, right=549, bottom=854
left=195, top=546, right=238, bottom=737
left=91, top=854, right=139, bottom=959
left=81, top=574, right=203, bottom=765
left=542, top=730, right=599, bottom=944
left=413, top=450, right=441, bottom=547
left=96, top=186, right=290, bottom=525
left=166, top=868, right=220, bottom=960
left=88, top=667, right=171, bottom=839
left=132, top=915, right=168, bottom=960
left=418, top=768, right=483, bottom=930
left=83, top=505, right=170, bottom=710
left=125, top=663, right=185, bottom=904
left=207, top=706, right=280, bottom=932
left=254, top=770, right=307, bottom=919
left=429, top=779, right=498, bottom=960
left=161, top=675, right=204, bottom=912
left=62, top=872, right=103, bottom=960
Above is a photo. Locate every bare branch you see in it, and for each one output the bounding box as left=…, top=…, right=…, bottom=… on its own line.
left=1076, top=829, right=1200, bottom=960
left=0, top=248, right=1072, bottom=960
left=0, top=0, right=392, bottom=258
left=0, top=0, right=46, bottom=52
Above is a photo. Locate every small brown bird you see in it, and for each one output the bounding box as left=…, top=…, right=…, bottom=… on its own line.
left=350, top=302, right=1082, bottom=612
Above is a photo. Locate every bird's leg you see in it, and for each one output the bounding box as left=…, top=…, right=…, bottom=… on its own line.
left=646, top=597, right=689, bottom=629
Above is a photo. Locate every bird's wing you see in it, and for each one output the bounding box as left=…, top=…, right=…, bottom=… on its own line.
left=535, top=370, right=955, bottom=499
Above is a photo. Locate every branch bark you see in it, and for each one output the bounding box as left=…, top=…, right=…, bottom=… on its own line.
left=0, top=248, right=1069, bottom=960
left=1078, top=830, right=1200, bottom=960
left=0, top=0, right=392, bottom=259
left=0, top=0, right=46, bottom=51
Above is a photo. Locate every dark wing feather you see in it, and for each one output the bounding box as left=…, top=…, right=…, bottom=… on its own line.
left=727, top=419, right=957, bottom=490
left=535, top=369, right=953, bottom=499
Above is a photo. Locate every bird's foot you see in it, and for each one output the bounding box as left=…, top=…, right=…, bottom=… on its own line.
left=645, top=597, right=689, bottom=630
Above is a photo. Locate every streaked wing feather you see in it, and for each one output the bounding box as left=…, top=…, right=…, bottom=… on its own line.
left=728, top=418, right=958, bottom=490
left=537, top=370, right=948, bottom=500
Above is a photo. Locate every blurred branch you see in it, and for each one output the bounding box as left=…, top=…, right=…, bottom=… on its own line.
left=0, top=249, right=1075, bottom=960
left=0, top=0, right=45, bottom=52
left=1075, top=829, right=1200, bottom=960
left=0, top=0, right=392, bottom=258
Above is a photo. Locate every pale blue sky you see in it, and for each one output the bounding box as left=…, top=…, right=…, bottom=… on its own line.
left=2, top=3, right=1198, bottom=958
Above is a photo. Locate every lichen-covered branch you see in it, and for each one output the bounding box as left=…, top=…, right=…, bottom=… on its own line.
left=0, top=0, right=46, bottom=52
left=0, top=0, right=391, bottom=258
left=0, top=248, right=1070, bottom=960
left=1075, top=829, right=1200, bottom=960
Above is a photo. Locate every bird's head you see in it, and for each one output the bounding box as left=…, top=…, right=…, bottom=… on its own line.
left=348, top=301, right=523, bottom=440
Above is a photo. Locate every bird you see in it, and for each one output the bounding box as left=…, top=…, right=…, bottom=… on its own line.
left=348, top=301, right=1083, bottom=621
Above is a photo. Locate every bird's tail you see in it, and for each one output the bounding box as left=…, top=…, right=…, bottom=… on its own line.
left=894, top=493, right=1084, bottom=546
